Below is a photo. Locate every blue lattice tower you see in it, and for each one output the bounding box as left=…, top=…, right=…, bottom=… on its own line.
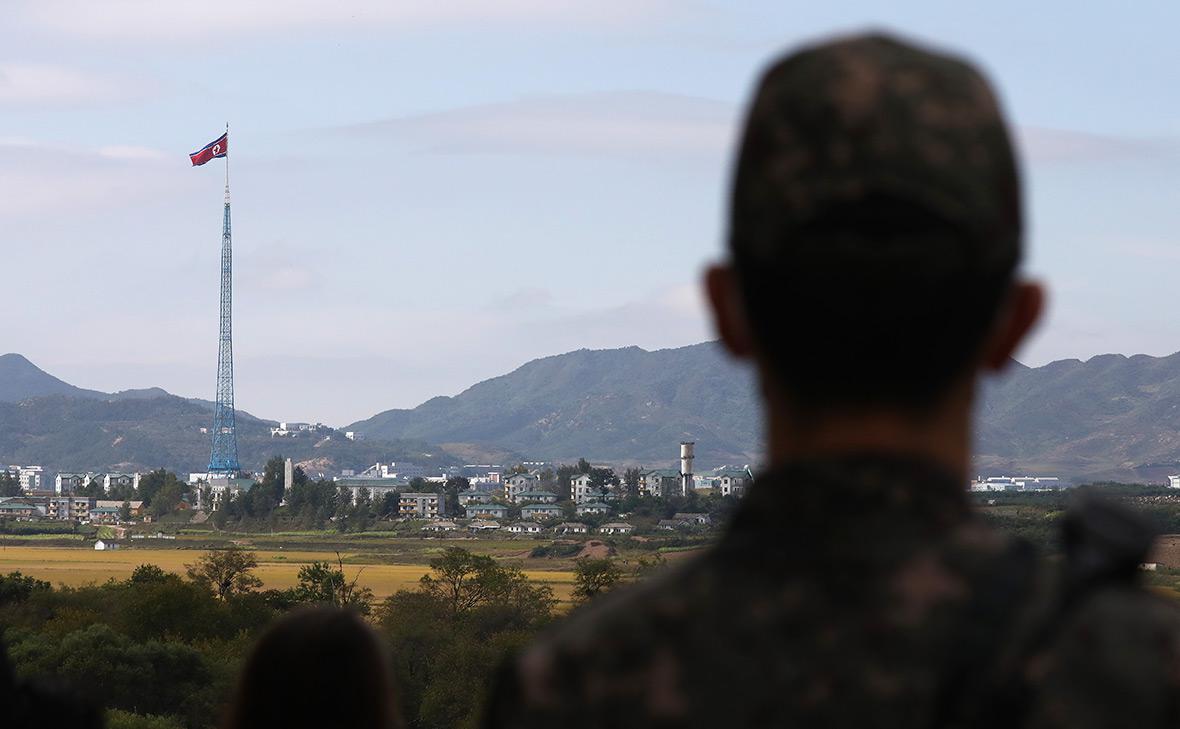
left=209, top=150, right=241, bottom=475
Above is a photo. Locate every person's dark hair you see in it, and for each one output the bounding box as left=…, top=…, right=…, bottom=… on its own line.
left=223, top=607, right=402, bottom=729
left=727, top=34, right=1022, bottom=414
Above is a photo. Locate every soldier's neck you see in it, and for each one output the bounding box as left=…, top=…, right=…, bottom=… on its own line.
left=764, top=382, right=973, bottom=481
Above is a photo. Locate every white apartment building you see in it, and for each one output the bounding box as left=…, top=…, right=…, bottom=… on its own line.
left=399, top=492, right=442, bottom=519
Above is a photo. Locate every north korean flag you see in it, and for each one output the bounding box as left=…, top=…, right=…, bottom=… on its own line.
left=189, top=133, right=228, bottom=166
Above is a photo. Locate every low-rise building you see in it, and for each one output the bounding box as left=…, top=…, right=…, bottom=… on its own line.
left=0, top=498, right=46, bottom=519
left=516, top=490, right=559, bottom=505
left=422, top=520, right=459, bottom=533
left=554, top=522, right=589, bottom=535
left=521, top=504, right=564, bottom=520
left=457, top=489, right=491, bottom=506
left=469, top=519, right=500, bottom=531
left=507, top=521, right=543, bottom=535
left=466, top=503, right=509, bottom=520
left=55, top=473, right=94, bottom=495
left=639, top=468, right=681, bottom=498
left=673, top=512, right=712, bottom=526
left=336, top=477, right=404, bottom=506
left=88, top=506, right=122, bottom=524
left=599, top=522, right=634, bottom=535
left=400, top=492, right=442, bottom=519
left=207, top=477, right=255, bottom=509
left=575, top=501, right=610, bottom=516
left=102, top=473, right=141, bottom=494
left=504, top=473, right=540, bottom=503
left=571, top=473, right=598, bottom=504
left=658, top=518, right=687, bottom=530
left=49, top=496, right=95, bottom=521
left=4, top=465, right=44, bottom=493
left=94, top=539, right=118, bottom=551
left=96, top=499, right=144, bottom=517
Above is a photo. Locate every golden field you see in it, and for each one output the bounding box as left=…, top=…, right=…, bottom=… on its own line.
left=0, top=545, right=576, bottom=602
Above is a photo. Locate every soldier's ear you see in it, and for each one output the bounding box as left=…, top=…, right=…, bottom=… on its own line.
left=981, top=280, right=1044, bottom=372
left=705, top=264, right=755, bottom=359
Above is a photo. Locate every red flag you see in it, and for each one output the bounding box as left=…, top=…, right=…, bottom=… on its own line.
left=190, top=133, right=228, bottom=166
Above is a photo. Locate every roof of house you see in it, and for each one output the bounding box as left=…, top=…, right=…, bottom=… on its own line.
left=469, top=519, right=500, bottom=528
left=517, top=490, right=557, bottom=498
left=600, top=522, right=633, bottom=529
left=643, top=468, right=681, bottom=479
left=0, top=502, right=38, bottom=511
left=577, top=501, right=610, bottom=508
left=522, top=503, right=562, bottom=510
left=467, top=502, right=508, bottom=510
left=555, top=522, right=588, bottom=529
left=510, top=521, right=542, bottom=529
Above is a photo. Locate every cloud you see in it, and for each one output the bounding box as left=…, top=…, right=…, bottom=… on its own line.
left=488, top=287, right=554, bottom=312
left=1016, top=126, right=1174, bottom=164
left=12, top=1, right=668, bottom=42
left=260, top=266, right=315, bottom=291
left=0, top=63, right=155, bottom=108
left=343, top=91, right=739, bottom=160
left=0, top=140, right=185, bottom=216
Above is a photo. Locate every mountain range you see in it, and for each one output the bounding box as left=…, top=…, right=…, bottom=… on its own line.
left=0, top=354, right=448, bottom=477
left=7, top=345, right=1180, bottom=482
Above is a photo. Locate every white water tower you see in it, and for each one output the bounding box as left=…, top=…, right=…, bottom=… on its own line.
left=680, top=442, right=695, bottom=496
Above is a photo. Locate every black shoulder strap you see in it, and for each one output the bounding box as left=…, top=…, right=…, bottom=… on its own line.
left=927, top=538, right=1040, bottom=729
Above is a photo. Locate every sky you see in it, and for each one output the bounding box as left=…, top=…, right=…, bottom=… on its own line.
left=3, top=1, right=1180, bottom=426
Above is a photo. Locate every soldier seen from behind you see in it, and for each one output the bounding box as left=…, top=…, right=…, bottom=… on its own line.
left=483, top=32, right=1180, bottom=729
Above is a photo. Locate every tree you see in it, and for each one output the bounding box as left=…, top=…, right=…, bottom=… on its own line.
left=444, top=477, right=469, bottom=517
left=418, top=547, right=555, bottom=619
left=576, top=458, right=592, bottom=474
left=572, top=557, right=624, bottom=604
left=119, top=500, right=132, bottom=521
left=589, top=467, right=619, bottom=499
left=0, top=571, right=51, bottom=606
left=556, top=464, right=577, bottom=502
left=149, top=480, right=185, bottom=518
left=378, top=491, right=400, bottom=520
left=185, top=547, right=263, bottom=600
left=623, top=467, right=642, bottom=498
left=0, top=472, right=20, bottom=497
left=78, top=476, right=105, bottom=498
left=290, top=554, right=374, bottom=614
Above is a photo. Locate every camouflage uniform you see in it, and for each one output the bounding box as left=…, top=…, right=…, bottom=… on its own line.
left=484, top=457, right=1180, bottom=728
left=483, top=34, right=1180, bottom=729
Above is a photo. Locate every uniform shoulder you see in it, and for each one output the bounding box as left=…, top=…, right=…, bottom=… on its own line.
left=1025, top=585, right=1180, bottom=729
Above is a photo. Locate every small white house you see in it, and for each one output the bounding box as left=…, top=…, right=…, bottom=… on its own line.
left=576, top=501, right=611, bottom=516
left=598, top=522, right=634, bottom=535
left=94, top=539, right=119, bottom=551
left=507, top=521, right=543, bottom=535
left=554, top=522, right=589, bottom=535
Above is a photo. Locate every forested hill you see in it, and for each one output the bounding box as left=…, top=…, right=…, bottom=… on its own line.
left=348, top=343, right=762, bottom=466
left=351, top=343, right=1180, bottom=482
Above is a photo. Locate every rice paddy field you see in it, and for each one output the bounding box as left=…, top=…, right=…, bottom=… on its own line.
left=0, top=544, right=577, bottom=602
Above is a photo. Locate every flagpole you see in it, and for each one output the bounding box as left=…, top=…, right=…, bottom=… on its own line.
left=224, top=122, right=230, bottom=204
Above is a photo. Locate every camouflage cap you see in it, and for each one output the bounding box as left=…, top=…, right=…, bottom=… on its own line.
left=728, top=33, right=1022, bottom=276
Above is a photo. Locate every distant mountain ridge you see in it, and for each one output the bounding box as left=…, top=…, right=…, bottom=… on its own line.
left=350, top=343, right=1180, bottom=482
left=11, top=345, right=1180, bottom=482
left=0, top=353, right=170, bottom=403
left=0, top=354, right=449, bottom=477
left=348, top=343, right=762, bottom=466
